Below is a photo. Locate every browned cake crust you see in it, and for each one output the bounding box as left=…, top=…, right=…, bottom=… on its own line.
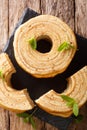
left=0, top=53, right=35, bottom=113
left=13, top=15, right=77, bottom=78
left=35, top=66, right=87, bottom=117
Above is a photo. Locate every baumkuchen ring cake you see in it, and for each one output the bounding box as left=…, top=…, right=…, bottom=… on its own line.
left=35, top=66, right=87, bottom=117
left=13, top=15, right=77, bottom=78
left=0, top=53, right=34, bottom=113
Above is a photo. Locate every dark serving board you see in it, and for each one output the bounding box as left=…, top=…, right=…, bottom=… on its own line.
left=3, top=8, right=87, bottom=130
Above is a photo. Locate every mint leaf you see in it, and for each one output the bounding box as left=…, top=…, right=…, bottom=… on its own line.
left=28, top=37, right=37, bottom=50
left=73, top=103, right=79, bottom=117
left=66, top=101, right=74, bottom=107
left=58, top=42, right=74, bottom=52
left=17, top=112, right=36, bottom=129
left=17, top=108, right=37, bottom=130
left=30, top=117, right=36, bottom=130
left=61, top=95, right=75, bottom=103
left=16, top=112, right=29, bottom=118
left=0, top=70, right=4, bottom=79
left=61, top=95, right=79, bottom=117
left=23, top=117, right=30, bottom=123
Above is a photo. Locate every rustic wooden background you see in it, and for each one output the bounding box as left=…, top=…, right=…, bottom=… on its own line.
left=0, top=0, right=87, bottom=130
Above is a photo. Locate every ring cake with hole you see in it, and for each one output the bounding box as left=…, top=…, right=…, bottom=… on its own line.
left=0, top=53, right=87, bottom=117
left=0, top=15, right=87, bottom=118
left=13, top=15, right=77, bottom=78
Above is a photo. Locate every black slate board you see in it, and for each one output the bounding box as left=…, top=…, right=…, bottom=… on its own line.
left=3, top=8, right=87, bottom=130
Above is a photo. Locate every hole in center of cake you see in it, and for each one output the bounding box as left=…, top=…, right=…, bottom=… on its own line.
left=36, top=37, right=52, bottom=53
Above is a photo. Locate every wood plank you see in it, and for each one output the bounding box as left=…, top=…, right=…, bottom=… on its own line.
left=41, top=0, right=75, bottom=30
left=75, top=0, right=87, bottom=37
left=0, top=108, right=9, bottom=130
left=68, top=104, right=87, bottom=130
left=44, top=123, right=58, bottom=130
left=2, top=0, right=86, bottom=130
left=0, top=0, right=9, bottom=130
left=9, top=0, right=41, bottom=36
left=9, top=1, right=45, bottom=130
left=40, top=0, right=75, bottom=129
left=27, top=0, right=41, bottom=13
left=68, top=1, right=87, bottom=129
left=75, top=1, right=87, bottom=129
left=9, top=112, right=44, bottom=130
left=0, top=0, right=8, bottom=52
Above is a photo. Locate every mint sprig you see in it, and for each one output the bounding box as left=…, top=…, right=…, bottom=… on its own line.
left=28, top=37, right=37, bottom=50
left=73, top=103, right=79, bottom=117
left=61, top=95, right=79, bottom=117
left=0, top=70, right=4, bottom=79
left=17, top=108, right=37, bottom=130
left=23, top=115, right=36, bottom=130
left=58, top=42, right=74, bottom=52
left=17, top=112, right=29, bottom=118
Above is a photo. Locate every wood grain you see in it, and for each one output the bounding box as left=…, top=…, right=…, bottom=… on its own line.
left=0, top=1, right=9, bottom=130
left=40, top=1, right=74, bottom=129
left=9, top=112, right=45, bottom=130
left=8, top=1, right=45, bottom=130
left=9, top=0, right=40, bottom=36
left=68, top=0, right=87, bottom=130
left=0, top=109, right=9, bottom=130
left=75, top=0, right=87, bottom=128
left=75, top=0, right=87, bottom=37
left=0, top=0, right=87, bottom=130
left=41, top=0, right=74, bottom=30
left=68, top=104, right=87, bottom=130
left=0, top=0, right=8, bottom=52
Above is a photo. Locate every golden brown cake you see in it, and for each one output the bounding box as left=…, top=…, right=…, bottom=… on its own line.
left=13, top=15, right=77, bottom=78
left=0, top=53, right=34, bottom=113
left=0, top=15, right=86, bottom=118
left=35, top=66, right=87, bottom=117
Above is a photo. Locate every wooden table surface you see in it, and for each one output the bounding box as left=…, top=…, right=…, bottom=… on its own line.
left=0, top=0, right=87, bottom=130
